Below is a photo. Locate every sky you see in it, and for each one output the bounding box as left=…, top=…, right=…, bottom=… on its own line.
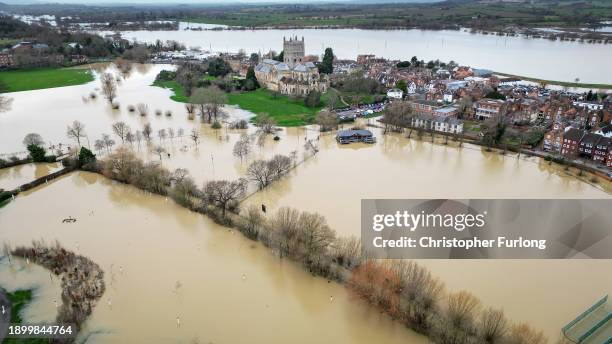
left=4, top=0, right=440, bottom=4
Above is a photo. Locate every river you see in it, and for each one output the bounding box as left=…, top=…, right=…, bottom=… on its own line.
left=113, top=24, right=612, bottom=84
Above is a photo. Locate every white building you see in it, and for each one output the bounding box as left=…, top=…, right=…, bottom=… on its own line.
left=386, top=88, right=404, bottom=100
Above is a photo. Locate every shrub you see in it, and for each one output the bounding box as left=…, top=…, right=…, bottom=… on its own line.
left=27, top=144, right=46, bottom=162
left=127, top=105, right=135, bottom=112
left=155, top=109, right=162, bottom=116
left=78, top=147, right=96, bottom=167
left=165, top=110, right=172, bottom=117
left=211, top=121, right=222, bottom=129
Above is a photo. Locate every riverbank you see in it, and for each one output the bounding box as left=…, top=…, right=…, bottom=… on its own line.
left=1, top=289, right=47, bottom=344
left=0, top=67, right=94, bottom=93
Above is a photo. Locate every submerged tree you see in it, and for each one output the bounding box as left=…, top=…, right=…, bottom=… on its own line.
left=66, top=120, right=87, bottom=147
left=23, top=133, right=44, bottom=148
left=202, top=178, right=247, bottom=217
left=232, top=134, right=252, bottom=162
left=100, top=72, right=117, bottom=103
left=112, top=121, right=131, bottom=143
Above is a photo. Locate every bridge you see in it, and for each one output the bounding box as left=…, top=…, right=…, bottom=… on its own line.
left=563, top=295, right=612, bottom=344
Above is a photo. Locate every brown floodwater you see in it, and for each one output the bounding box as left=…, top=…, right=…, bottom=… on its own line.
left=244, top=125, right=612, bottom=340
left=0, top=172, right=426, bottom=343
left=0, top=162, right=62, bottom=191
left=1, top=63, right=611, bottom=342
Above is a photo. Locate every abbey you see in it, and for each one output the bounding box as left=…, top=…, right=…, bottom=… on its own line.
left=254, top=36, right=329, bottom=96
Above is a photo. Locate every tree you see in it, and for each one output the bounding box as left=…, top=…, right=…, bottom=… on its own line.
left=383, top=101, right=413, bottom=133
left=206, top=57, right=232, bottom=77
left=395, top=79, right=408, bottom=94
left=202, top=179, right=247, bottom=217
left=327, top=89, right=341, bottom=110
left=111, top=121, right=130, bottom=143
left=125, top=131, right=135, bottom=146
left=190, top=129, right=200, bottom=147
left=233, top=134, right=252, bottom=162
left=153, top=145, right=165, bottom=161
left=304, top=91, right=322, bottom=108
left=23, top=133, right=44, bottom=148
left=246, top=160, right=274, bottom=189
left=78, top=147, right=96, bottom=166
left=477, top=307, right=508, bottom=344
left=249, top=53, right=259, bottom=65
left=94, top=139, right=104, bottom=154
left=505, top=323, right=546, bottom=344
left=100, top=73, right=117, bottom=103
left=66, top=120, right=86, bottom=147
left=267, top=155, right=292, bottom=180
left=318, top=47, right=334, bottom=74
left=102, top=133, right=115, bottom=153
left=158, top=129, right=167, bottom=143
left=0, top=95, right=13, bottom=112
left=143, top=123, right=153, bottom=143
left=190, top=86, right=227, bottom=123
left=316, top=110, right=338, bottom=132
left=396, top=61, right=411, bottom=68
left=256, top=113, right=276, bottom=134
left=137, top=103, right=149, bottom=117
left=27, top=144, right=46, bottom=162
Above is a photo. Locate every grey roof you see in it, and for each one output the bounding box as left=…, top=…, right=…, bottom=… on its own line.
left=436, top=107, right=457, bottom=114
left=293, top=64, right=308, bottom=72
left=276, top=63, right=290, bottom=71
left=305, top=62, right=316, bottom=68
left=262, top=59, right=279, bottom=65
left=564, top=128, right=584, bottom=141
left=581, top=133, right=602, bottom=145
left=337, top=129, right=373, bottom=138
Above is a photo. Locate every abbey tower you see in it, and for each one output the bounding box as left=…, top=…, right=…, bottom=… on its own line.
left=283, top=36, right=305, bottom=67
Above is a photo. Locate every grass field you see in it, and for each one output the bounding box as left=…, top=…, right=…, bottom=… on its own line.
left=0, top=68, right=94, bottom=93
left=2, top=289, right=47, bottom=344
left=153, top=81, right=327, bottom=126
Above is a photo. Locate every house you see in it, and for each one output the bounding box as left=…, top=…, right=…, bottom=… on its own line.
left=435, top=107, right=459, bottom=118
left=336, top=129, right=376, bottom=144
left=0, top=52, right=13, bottom=67
left=573, top=101, right=604, bottom=111
left=561, top=128, right=585, bottom=157
left=386, top=88, right=404, bottom=100
left=407, top=81, right=417, bottom=94
left=543, top=130, right=563, bottom=153
left=411, top=114, right=463, bottom=134
left=499, top=77, right=521, bottom=87
left=473, top=99, right=505, bottom=120
left=578, top=132, right=602, bottom=159
left=407, top=99, right=445, bottom=116
left=592, top=137, right=610, bottom=165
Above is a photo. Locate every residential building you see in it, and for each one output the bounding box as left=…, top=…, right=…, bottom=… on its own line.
left=411, top=114, right=463, bottom=134
left=473, top=98, right=505, bottom=120
left=578, top=132, right=602, bottom=159
left=386, top=88, right=404, bottom=100
left=336, top=129, right=376, bottom=144
left=592, top=137, right=610, bottom=165
left=543, top=130, right=563, bottom=153
left=561, top=128, right=584, bottom=156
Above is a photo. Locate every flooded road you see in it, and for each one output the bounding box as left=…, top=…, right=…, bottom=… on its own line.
left=0, top=172, right=426, bottom=343
left=0, top=162, right=62, bottom=191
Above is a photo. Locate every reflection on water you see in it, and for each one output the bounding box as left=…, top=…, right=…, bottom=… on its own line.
left=0, top=162, right=62, bottom=191
left=244, top=126, right=611, bottom=339
left=0, top=172, right=425, bottom=343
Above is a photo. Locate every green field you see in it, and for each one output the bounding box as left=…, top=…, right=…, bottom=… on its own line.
left=153, top=81, right=327, bottom=126
left=0, top=68, right=94, bottom=93
left=2, top=289, right=47, bottom=344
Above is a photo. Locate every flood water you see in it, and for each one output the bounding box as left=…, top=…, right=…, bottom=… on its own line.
left=0, top=172, right=426, bottom=343
left=244, top=126, right=612, bottom=340
left=1, top=63, right=611, bottom=342
left=0, top=162, right=62, bottom=191
left=116, top=25, right=612, bottom=84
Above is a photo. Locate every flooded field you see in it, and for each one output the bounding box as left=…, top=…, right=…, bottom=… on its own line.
left=0, top=162, right=62, bottom=191
left=1, top=62, right=611, bottom=342
left=244, top=127, right=612, bottom=339
left=0, top=172, right=426, bottom=343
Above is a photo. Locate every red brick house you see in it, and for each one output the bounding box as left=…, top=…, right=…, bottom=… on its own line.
left=561, top=128, right=584, bottom=157
left=592, top=137, right=610, bottom=165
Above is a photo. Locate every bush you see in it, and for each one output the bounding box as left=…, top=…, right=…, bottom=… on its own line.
left=165, top=110, right=172, bottom=117
left=127, top=105, right=135, bottom=112
left=230, top=119, right=248, bottom=129
left=155, top=109, right=162, bottom=116
left=27, top=144, right=46, bottom=162
left=0, top=191, right=12, bottom=203
left=78, top=147, right=96, bottom=167
left=45, top=155, right=57, bottom=163
left=211, top=121, right=222, bottom=129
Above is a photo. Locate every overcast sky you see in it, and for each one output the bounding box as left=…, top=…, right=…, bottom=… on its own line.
left=7, top=0, right=438, bottom=4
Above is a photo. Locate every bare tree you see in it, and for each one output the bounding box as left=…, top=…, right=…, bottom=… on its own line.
left=185, top=103, right=195, bottom=115
left=125, top=131, right=135, bottom=146
left=256, top=112, right=276, bottom=134
left=383, top=101, right=412, bottom=134
left=0, top=95, right=13, bottom=112
left=267, top=154, right=292, bottom=179
left=202, top=178, right=247, bottom=217
left=66, top=120, right=86, bottom=147
left=177, top=128, right=185, bottom=138
left=190, top=129, right=200, bottom=147
left=94, top=139, right=104, bottom=154
left=102, top=133, right=115, bottom=153
left=316, top=110, right=339, bottom=132
left=190, top=86, right=227, bottom=123
left=246, top=160, right=274, bottom=189
left=143, top=123, right=153, bottom=143
left=137, top=103, right=149, bottom=117
left=477, top=307, right=508, bottom=344
left=100, top=72, right=117, bottom=103
left=505, top=323, right=546, bottom=344
left=135, top=130, right=143, bottom=147
left=168, top=128, right=175, bottom=143
left=232, top=134, right=252, bottom=162
left=23, top=133, right=44, bottom=147
left=112, top=121, right=131, bottom=143
left=158, top=129, right=167, bottom=143
left=153, top=145, right=165, bottom=161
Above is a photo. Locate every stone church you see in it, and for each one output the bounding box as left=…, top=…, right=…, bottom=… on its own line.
left=255, top=36, right=329, bottom=96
